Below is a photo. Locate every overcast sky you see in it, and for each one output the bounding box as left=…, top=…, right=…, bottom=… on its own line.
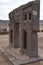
left=0, top=0, right=43, bottom=20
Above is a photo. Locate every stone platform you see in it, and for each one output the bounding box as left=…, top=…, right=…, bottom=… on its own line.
left=0, top=47, right=43, bottom=65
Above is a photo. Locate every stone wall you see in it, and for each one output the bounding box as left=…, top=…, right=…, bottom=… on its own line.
left=9, top=0, right=40, bottom=58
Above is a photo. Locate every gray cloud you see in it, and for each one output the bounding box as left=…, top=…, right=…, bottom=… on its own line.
left=0, top=1, right=5, bottom=5
left=0, top=0, right=43, bottom=20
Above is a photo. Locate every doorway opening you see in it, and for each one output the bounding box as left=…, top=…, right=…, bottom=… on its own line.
left=14, top=23, right=19, bottom=48
left=10, top=29, right=13, bottom=43
left=23, top=30, right=27, bottom=49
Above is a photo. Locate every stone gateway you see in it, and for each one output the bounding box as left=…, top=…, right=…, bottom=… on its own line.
left=9, top=0, right=40, bottom=58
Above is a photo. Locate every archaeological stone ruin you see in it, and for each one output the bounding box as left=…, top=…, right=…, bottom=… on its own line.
left=9, top=0, right=40, bottom=59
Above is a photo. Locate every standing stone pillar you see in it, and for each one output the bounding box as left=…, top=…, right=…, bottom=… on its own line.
left=9, top=23, right=11, bottom=47
left=31, top=0, right=40, bottom=57
left=19, top=0, right=40, bottom=58
left=13, top=22, right=15, bottom=48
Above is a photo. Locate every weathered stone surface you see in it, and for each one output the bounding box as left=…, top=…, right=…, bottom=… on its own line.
left=9, top=0, right=40, bottom=58
left=0, top=47, right=43, bottom=65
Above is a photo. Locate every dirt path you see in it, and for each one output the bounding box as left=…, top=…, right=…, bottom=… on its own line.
left=0, top=34, right=12, bottom=65
left=0, top=34, right=9, bottom=48
left=0, top=51, right=13, bottom=65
